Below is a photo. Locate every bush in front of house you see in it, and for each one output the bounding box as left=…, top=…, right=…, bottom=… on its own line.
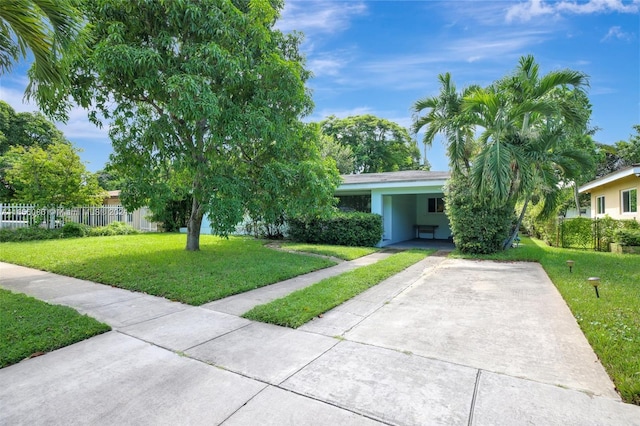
left=89, top=221, right=138, bottom=236
left=288, top=212, right=382, bottom=247
left=445, top=174, right=515, bottom=254
left=614, top=228, right=640, bottom=246
left=61, top=222, right=92, bottom=238
left=0, top=221, right=138, bottom=242
left=0, top=226, right=63, bottom=242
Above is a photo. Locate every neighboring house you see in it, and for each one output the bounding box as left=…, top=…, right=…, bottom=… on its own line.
left=336, top=170, right=451, bottom=247
left=103, top=190, right=122, bottom=206
left=578, top=164, right=640, bottom=222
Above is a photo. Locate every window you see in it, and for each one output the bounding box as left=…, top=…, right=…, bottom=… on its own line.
left=427, top=197, right=445, bottom=213
left=596, top=196, right=605, bottom=215
left=621, top=188, right=637, bottom=213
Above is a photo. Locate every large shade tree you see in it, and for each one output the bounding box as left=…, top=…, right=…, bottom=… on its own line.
left=320, top=115, right=422, bottom=174
left=44, top=0, right=340, bottom=251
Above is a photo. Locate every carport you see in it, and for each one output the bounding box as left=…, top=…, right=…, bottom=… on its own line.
left=336, top=171, right=452, bottom=247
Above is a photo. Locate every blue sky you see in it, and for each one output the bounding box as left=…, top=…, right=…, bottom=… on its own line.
left=1, top=0, right=638, bottom=172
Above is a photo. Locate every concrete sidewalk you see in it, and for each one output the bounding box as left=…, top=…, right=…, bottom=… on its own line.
left=1, top=258, right=639, bottom=425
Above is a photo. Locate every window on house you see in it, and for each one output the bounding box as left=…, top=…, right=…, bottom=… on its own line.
left=427, top=197, right=445, bottom=213
left=596, top=196, right=605, bottom=214
left=621, top=188, right=637, bottom=213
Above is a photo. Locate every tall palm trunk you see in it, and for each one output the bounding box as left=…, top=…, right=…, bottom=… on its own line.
left=503, top=194, right=530, bottom=250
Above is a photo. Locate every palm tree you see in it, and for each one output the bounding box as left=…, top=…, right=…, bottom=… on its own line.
left=463, top=55, right=591, bottom=249
left=0, top=0, right=83, bottom=100
left=412, top=73, right=478, bottom=175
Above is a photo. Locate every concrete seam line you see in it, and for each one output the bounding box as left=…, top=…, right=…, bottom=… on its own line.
left=180, top=321, right=254, bottom=352
left=218, top=383, right=271, bottom=424
left=468, top=369, right=482, bottom=426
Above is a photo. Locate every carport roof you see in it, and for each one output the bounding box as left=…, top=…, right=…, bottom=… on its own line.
left=340, top=170, right=451, bottom=185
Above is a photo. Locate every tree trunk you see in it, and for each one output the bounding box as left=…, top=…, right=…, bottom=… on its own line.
left=573, top=183, right=582, bottom=217
left=503, top=195, right=530, bottom=250
left=185, top=196, right=204, bottom=251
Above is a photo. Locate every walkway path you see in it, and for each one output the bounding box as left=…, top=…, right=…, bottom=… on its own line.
left=1, top=255, right=639, bottom=425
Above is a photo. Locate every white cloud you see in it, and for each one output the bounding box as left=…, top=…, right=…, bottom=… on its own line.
left=276, top=0, right=367, bottom=35
left=601, top=25, right=634, bottom=41
left=506, top=0, right=557, bottom=22
left=0, top=75, right=109, bottom=143
left=506, top=0, right=639, bottom=22
left=556, top=0, right=640, bottom=14
left=307, top=50, right=354, bottom=77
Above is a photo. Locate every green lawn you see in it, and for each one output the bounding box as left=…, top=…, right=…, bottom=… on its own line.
left=279, top=242, right=379, bottom=260
left=0, top=289, right=111, bottom=368
left=243, top=249, right=432, bottom=328
left=453, top=237, right=640, bottom=405
left=0, top=234, right=335, bottom=305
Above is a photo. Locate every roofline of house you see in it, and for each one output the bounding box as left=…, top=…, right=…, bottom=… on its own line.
left=337, top=179, right=449, bottom=192
left=578, top=164, right=640, bottom=193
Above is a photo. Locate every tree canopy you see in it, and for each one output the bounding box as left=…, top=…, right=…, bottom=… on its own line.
left=596, top=124, right=640, bottom=177
left=413, top=55, right=595, bottom=252
left=46, top=0, right=340, bottom=250
left=320, top=115, right=422, bottom=174
left=3, top=141, right=104, bottom=207
left=0, top=101, right=73, bottom=201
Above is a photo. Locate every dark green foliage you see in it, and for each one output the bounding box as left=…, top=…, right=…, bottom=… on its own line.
left=148, top=197, right=190, bottom=232
left=614, top=229, right=640, bottom=246
left=0, top=221, right=137, bottom=242
left=49, top=0, right=340, bottom=251
left=0, top=290, right=110, bottom=368
left=61, top=222, right=91, bottom=238
left=320, top=115, right=421, bottom=174
left=445, top=175, right=515, bottom=254
left=288, top=212, right=383, bottom=247
left=0, top=226, right=62, bottom=242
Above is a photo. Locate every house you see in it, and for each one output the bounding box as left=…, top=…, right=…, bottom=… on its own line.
left=336, top=170, right=451, bottom=247
left=578, top=164, right=640, bottom=222
left=103, top=190, right=122, bottom=206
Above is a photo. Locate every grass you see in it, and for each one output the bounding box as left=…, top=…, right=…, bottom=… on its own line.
left=453, top=237, right=640, bottom=405
left=243, top=249, right=432, bottom=328
left=0, top=289, right=111, bottom=368
left=279, top=242, right=379, bottom=260
left=0, top=234, right=335, bottom=305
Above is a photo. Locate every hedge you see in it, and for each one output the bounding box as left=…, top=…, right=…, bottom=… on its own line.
left=288, top=212, right=382, bottom=247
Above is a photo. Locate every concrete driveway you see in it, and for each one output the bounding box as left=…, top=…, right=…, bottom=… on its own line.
left=1, top=257, right=639, bottom=425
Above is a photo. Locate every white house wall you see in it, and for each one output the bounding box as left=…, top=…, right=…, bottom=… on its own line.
left=415, top=194, right=451, bottom=239
left=370, top=186, right=450, bottom=246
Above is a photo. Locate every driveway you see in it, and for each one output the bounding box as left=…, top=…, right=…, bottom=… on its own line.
left=1, top=258, right=638, bottom=425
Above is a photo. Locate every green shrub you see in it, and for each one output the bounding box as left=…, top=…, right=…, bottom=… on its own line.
left=288, top=212, right=382, bottom=247
left=614, top=228, right=640, bottom=246
left=0, top=226, right=62, bottom=242
left=89, top=221, right=138, bottom=236
left=594, top=216, right=639, bottom=251
left=444, top=175, right=515, bottom=254
left=61, top=222, right=91, bottom=238
left=559, top=217, right=592, bottom=249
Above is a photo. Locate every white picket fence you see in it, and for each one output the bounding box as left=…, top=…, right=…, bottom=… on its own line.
left=0, top=204, right=158, bottom=232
